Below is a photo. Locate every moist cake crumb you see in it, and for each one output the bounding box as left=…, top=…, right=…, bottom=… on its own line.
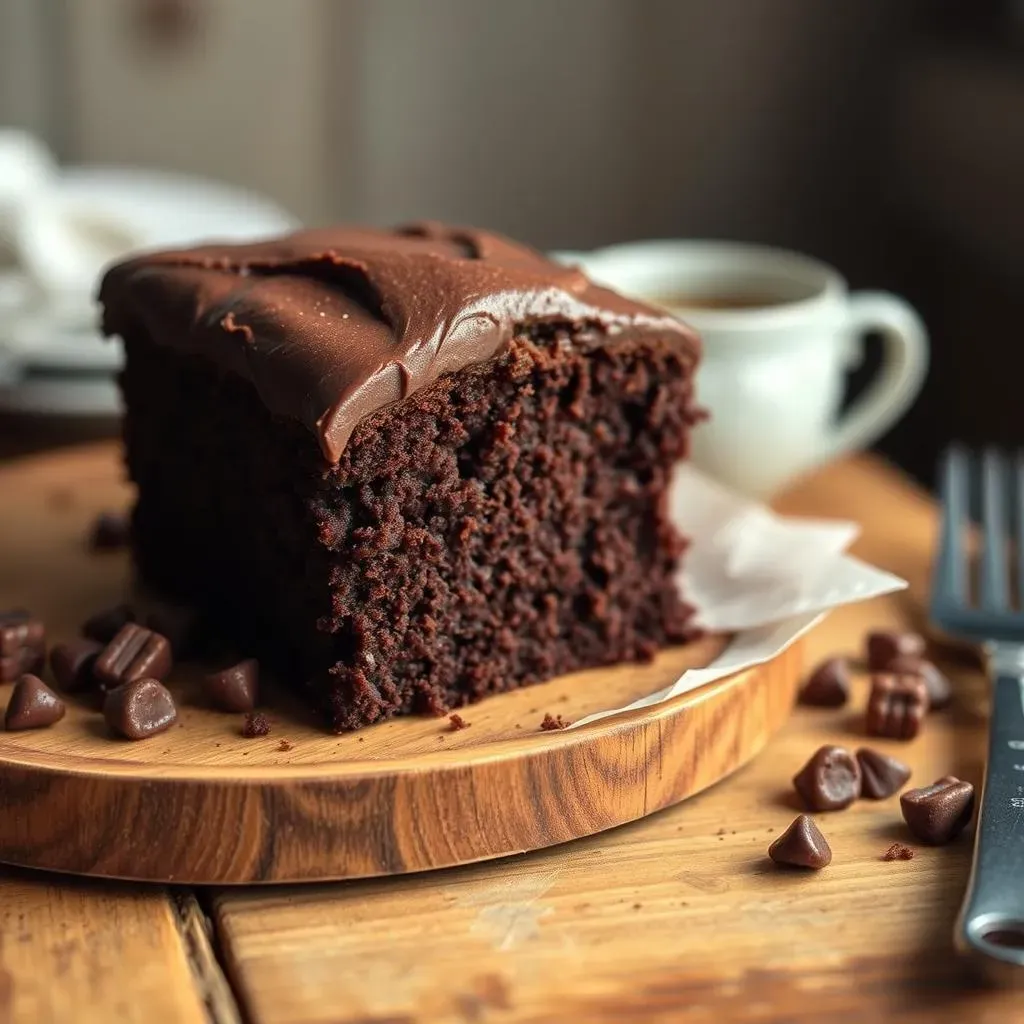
left=448, top=713, right=469, bottom=731
left=276, top=739, right=293, bottom=752
left=540, top=713, right=571, bottom=731
left=882, top=842, right=915, bottom=861
left=242, top=712, right=271, bottom=738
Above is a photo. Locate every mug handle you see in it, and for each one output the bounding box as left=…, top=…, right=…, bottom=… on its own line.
left=821, top=291, right=929, bottom=460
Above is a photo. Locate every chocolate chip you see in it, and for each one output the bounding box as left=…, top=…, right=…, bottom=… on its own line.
left=94, top=623, right=173, bottom=690
left=5, top=674, right=65, bottom=730
left=89, top=511, right=130, bottom=551
left=768, top=815, right=832, bottom=869
left=0, top=609, right=46, bottom=681
left=49, top=638, right=103, bottom=692
left=856, top=747, right=912, bottom=799
left=82, top=604, right=136, bottom=644
left=867, top=630, right=925, bottom=671
left=793, top=744, right=862, bottom=811
left=103, top=678, right=177, bottom=740
left=242, top=712, right=271, bottom=738
left=882, top=842, right=915, bottom=861
left=798, top=657, right=850, bottom=707
left=866, top=673, right=928, bottom=739
left=900, top=777, right=975, bottom=844
left=204, top=659, right=259, bottom=712
left=145, top=603, right=200, bottom=658
left=887, top=655, right=953, bottom=711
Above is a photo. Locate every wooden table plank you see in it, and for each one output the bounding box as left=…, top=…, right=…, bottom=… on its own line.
left=211, top=457, right=1020, bottom=1023
left=0, top=873, right=217, bottom=1024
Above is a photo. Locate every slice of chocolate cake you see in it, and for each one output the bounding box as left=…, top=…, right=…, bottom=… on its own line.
left=99, top=222, right=703, bottom=731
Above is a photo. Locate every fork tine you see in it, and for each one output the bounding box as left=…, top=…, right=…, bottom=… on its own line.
left=935, top=445, right=970, bottom=607
left=980, top=448, right=1009, bottom=610
left=1016, top=452, right=1024, bottom=610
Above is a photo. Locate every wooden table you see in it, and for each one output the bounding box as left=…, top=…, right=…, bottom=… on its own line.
left=0, top=453, right=1017, bottom=1024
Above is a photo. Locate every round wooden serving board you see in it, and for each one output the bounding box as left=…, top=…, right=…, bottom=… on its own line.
left=0, top=445, right=803, bottom=885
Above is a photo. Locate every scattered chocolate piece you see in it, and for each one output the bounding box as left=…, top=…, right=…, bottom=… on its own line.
left=277, top=739, right=293, bottom=752
left=145, top=603, right=200, bottom=658
left=89, top=511, right=130, bottom=551
left=768, top=815, right=832, bottom=869
left=856, top=747, right=912, bottom=799
left=103, top=678, right=177, bottom=740
left=0, top=609, right=46, bottom=681
left=882, top=842, right=915, bottom=861
left=866, top=673, right=928, bottom=739
left=49, top=638, right=103, bottom=692
left=900, top=777, right=975, bottom=845
left=798, top=657, right=850, bottom=707
left=94, top=623, right=173, bottom=690
left=82, top=603, right=136, bottom=644
left=242, top=712, right=271, bottom=738
left=5, top=674, right=66, bottom=730
left=540, top=713, right=570, bottom=731
left=867, top=630, right=925, bottom=671
left=793, top=744, right=862, bottom=811
left=204, top=659, right=259, bottom=712
left=887, top=655, right=953, bottom=711
left=448, top=713, right=469, bottom=731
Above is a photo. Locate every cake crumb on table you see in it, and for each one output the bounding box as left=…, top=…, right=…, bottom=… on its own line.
left=242, top=712, right=271, bottom=738
left=448, top=713, right=469, bottom=731
left=882, top=842, right=915, bottom=861
left=276, top=739, right=293, bottom=752
left=540, top=713, right=571, bottom=731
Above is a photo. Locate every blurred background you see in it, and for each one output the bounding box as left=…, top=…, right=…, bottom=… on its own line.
left=0, top=0, right=1022, bottom=487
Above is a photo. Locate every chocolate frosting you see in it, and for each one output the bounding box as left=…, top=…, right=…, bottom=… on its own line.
left=100, top=222, right=699, bottom=464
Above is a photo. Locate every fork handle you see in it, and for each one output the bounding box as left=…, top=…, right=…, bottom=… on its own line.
left=956, top=667, right=1024, bottom=980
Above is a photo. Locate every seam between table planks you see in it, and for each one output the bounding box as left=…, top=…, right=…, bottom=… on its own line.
left=171, top=891, right=247, bottom=1024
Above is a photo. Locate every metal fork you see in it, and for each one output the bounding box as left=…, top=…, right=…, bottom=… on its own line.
left=931, top=446, right=1024, bottom=980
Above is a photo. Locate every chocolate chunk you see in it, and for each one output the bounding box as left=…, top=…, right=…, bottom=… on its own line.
left=768, top=815, right=832, bottom=869
left=887, top=655, right=953, bottom=711
left=798, top=657, right=850, bottom=707
left=793, top=744, right=862, bottom=811
left=103, top=678, right=177, bottom=740
left=867, top=630, right=925, bottom=671
left=204, top=659, right=259, bottom=712
left=49, top=638, right=103, bottom=692
left=145, top=603, right=200, bottom=658
left=900, top=777, right=975, bottom=844
left=82, top=604, right=137, bottom=644
left=89, top=511, right=130, bottom=551
left=242, top=711, right=271, bottom=738
left=0, top=609, right=46, bottom=681
left=856, top=747, right=912, bottom=799
left=94, top=623, right=173, bottom=689
left=5, top=674, right=66, bottom=730
left=866, top=673, right=928, bottom=739
left=882, top=842, right=915, bottom=861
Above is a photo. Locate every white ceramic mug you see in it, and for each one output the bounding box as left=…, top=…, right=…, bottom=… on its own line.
left=561, top=240, right=929, bottom=498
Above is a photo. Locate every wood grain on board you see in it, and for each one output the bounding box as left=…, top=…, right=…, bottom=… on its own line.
left=0, top=445, right=799, bottom=884
left=209, top=458, right=1019, bottom=1024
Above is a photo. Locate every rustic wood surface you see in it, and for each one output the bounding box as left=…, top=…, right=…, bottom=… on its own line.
left=0, top=445, right=800, bottom=885
left=0, top=446, right=1018, bottom=1023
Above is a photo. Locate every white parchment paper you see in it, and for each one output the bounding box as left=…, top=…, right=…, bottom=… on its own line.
left=569, top=465, right=906, bottom=728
